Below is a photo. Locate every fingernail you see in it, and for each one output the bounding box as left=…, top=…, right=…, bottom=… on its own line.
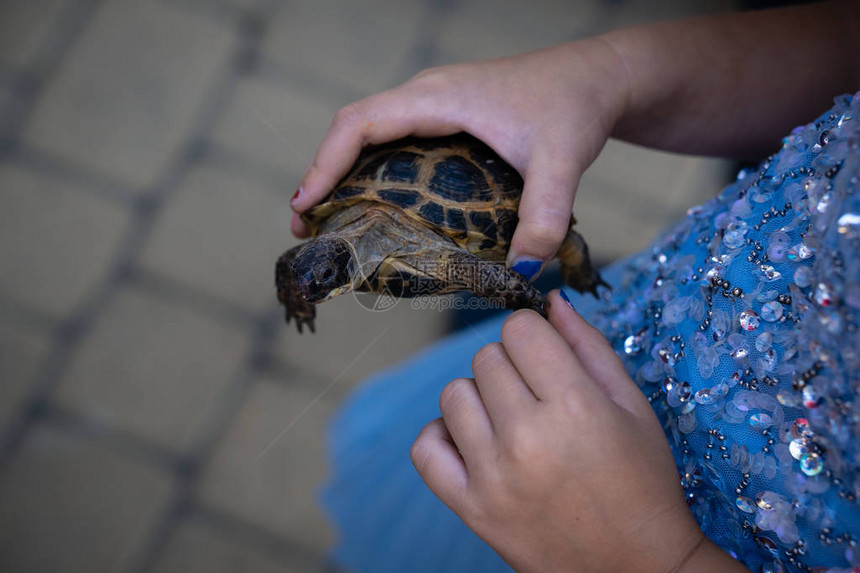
left=291, top=187, right=302, bottom=204
left=511, top=258, right=542, bottom=281
left=559, top=289, right=575, bottom=309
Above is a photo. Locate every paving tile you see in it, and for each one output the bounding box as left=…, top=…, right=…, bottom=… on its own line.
left=575, top=141, right=729, bottom=261
left=0, top=0, right=70, bottom=69
left=196, top=376, right=334, bottom=553
left=211, top=77, right=340, bottom=181
left=0, top=322, right=50, bottom=432
left=0, top=163, right=130, bottom=319
left=22, top=0, right=234, bottom=188
left=435, top=0, right=601, bottom=64
left=272, top=291, right=448, bottom=396
left=55, top=286, right=250, bottom=451
left=0, top=424, right=174, bottom=573
left=149, top=515, right=305, bottom=573
left=0, top=80, right=23, bottom=140
left=261, top=0, right=423, bottom=95
left=582, top=139, right=729, bottom=212
left=572, top=178, right=668, bottom=263
left=139, top=163, right=295, bottom=313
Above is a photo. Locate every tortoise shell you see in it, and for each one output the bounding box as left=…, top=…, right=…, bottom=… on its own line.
left=302, top=134, right=522, bottom=261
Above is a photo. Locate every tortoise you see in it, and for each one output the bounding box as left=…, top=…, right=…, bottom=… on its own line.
left=276, top=133, right=606, bottom=333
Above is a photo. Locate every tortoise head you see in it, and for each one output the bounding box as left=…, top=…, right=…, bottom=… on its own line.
left=290, top=236, right=357, bottom=303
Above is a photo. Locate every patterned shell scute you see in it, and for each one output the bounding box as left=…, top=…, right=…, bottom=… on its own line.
left=302, top=134, right=523, bottom=257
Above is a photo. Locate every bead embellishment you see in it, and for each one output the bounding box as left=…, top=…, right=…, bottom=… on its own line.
left=592, top=94, right=860, bottom=573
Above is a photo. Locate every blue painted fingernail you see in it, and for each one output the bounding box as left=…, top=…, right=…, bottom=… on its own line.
left=560, top=289, right=575, bottom=309
left=511, top=258, right=542, bottom=281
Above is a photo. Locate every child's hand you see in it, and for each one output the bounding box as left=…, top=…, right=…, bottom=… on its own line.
left=291, top=40, right=629, bottom=276
left=411, top=291, right=746, bottom=573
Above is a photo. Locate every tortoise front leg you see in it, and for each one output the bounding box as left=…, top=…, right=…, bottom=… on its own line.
left=275, top=245, right=316, bottom=334
left=409, top=251, right=547, bottom=317
left=557, top=225, right=609, bottom=297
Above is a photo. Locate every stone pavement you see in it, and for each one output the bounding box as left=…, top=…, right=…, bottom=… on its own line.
left=0, top=0, right=733, bottom=571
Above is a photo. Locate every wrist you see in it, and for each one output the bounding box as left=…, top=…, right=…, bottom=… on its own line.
left=596, top=23, right=684, bottom=144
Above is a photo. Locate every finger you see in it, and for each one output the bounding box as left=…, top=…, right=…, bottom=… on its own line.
left=499, top=309, right=606, bottom=409
left=292, top=87, right=462, bottom=215
left=506, top=147, right=581, bottom=279
left=471, top=342, right=537, bottom=423
left=438, top=378, right=494, bottom=462
left=548, top=290, right=651, bottom=416
left=290, top=212, right=310, bottom=238
left=411, top=418, right=468, bottom=510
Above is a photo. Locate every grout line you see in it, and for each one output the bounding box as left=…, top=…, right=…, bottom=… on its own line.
left=0, top=0, right=104, bottom=162
left=38, top=404, right=184, bottom=473
left=8, top=145, right=144, bottom=206
left=190, top=503, right=330, bottom=572
left=129, top=267, right=263, bottom=332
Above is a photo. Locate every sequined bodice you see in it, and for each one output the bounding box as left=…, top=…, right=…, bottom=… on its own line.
left=590, top=94, right=860, bottom=572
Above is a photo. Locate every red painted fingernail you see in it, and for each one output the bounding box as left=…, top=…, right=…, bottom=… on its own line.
left=291, top=187, right=302, bottom=204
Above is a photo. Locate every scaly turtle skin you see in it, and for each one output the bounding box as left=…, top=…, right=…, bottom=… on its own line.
left=276, top=133, right=606, bottom=333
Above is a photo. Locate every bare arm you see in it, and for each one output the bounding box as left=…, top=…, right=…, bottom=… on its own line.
left=605, top=0, right=860, bottom=159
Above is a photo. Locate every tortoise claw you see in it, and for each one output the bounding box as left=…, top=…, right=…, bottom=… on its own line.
left=285, top=306, right=316, bottom=334
left=276, top=246, right=317, bottom=334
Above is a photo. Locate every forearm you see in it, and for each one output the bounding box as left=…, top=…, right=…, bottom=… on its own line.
left=601, top=0, right=860, bottom=160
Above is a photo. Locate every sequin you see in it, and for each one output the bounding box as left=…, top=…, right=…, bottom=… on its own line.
left=755, top=491, right=776, bottom=511
left=837, top=212, right=860, bottom=237
left=766, top=242, right=787, bottom=262
left=736, top=496, right=755, bottom=513
left=814, top=283, right=835, bottom=307
left=789, top=439, right=808, bottom=460
left=739, top=309, right=761, bottom=331
left=662, top=376, right=677, bottom=394
left=793, top=266, right=812, bottom=288
left=723, top=220, right=748, bottom=249
left=759, top=265, right=783, bottom=282
left=755, top=332, right=773, bottom=352
left=759, top=348, right=777, bottom=372
left=755, top=536, right=779, bottom=555
left=677, top=381, right=691, bottom=402
left=678, top=411, right=695, bottom=433
left=624, top=332, right=644, bottom=355
left=776, top=390, right=802, bottom=408
left=799, top=452, right=824, bottom=476
left=802, top=386, right=822, bottom=409
left=749, top=412, right=773, bottom=429
left=815, top=191, right=832, bottom=214
left=760, top=301, right=784, bottom=322
left=787, top=243, right=814, bottom=261
left=790, top=418, right=813, bottom=439
left=731, top=347, right=749, bottom=361
left=695, top=387, right=714, bottom=405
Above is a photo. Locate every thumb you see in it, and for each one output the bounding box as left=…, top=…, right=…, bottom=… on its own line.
left=506, top=149, right=580, bottom=281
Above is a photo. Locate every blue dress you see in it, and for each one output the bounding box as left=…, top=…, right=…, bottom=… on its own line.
left=321, top=93, right=860, bottom=573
